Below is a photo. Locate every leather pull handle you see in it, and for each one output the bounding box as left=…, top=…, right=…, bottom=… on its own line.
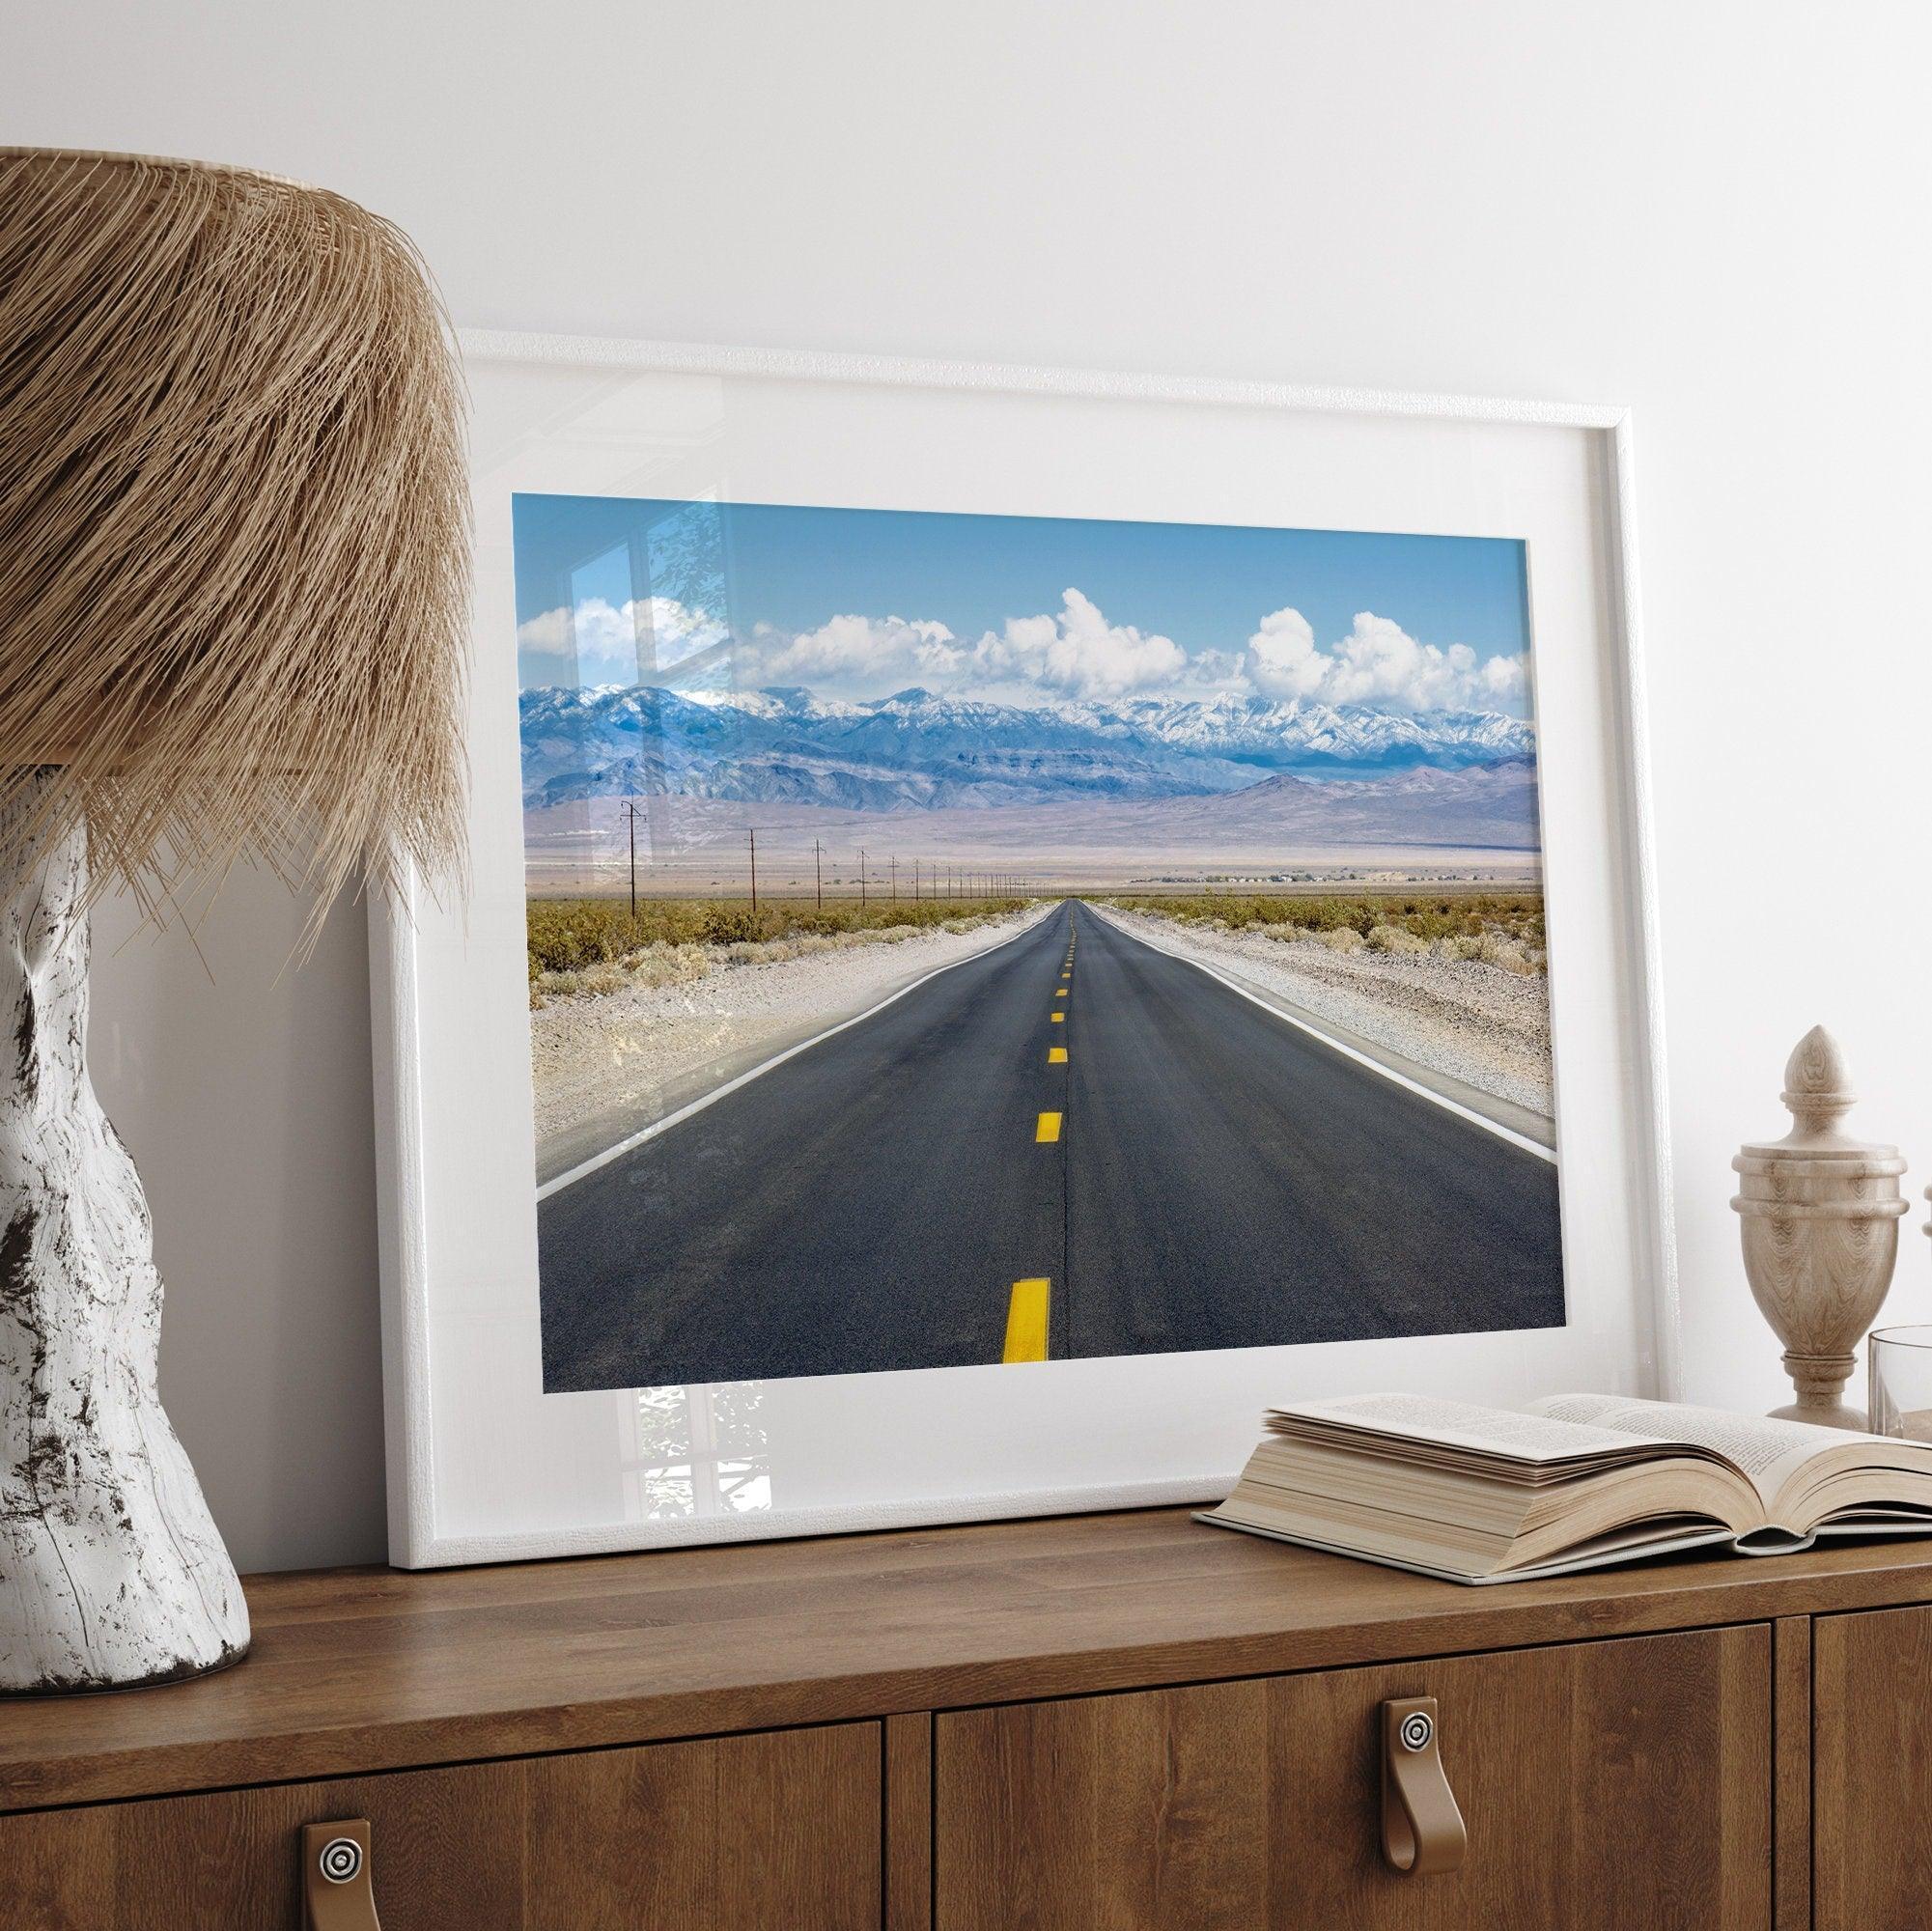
left=1381, top=1697, right=1467, bottom=1876
left=302, top=1820, right=382, bottom=1930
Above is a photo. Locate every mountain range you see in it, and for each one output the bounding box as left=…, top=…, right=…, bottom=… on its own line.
left=518, top=683, right=1539, bottom=816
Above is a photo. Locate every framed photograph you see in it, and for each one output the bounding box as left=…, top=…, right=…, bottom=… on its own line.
left=371, top=333, right=1676, bottom=1567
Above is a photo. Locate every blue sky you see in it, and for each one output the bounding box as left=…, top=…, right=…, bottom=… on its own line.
left=512, top=493, right=1533, bottom=715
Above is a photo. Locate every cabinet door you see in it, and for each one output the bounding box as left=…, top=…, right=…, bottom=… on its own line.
left=1814, top=1603, right=1932, bottom=1931
left=937, top=1626, right=1770, bottom=1930
left=0, top=1721, right=879, bottom=1929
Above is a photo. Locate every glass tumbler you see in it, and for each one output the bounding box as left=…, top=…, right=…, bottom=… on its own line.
left=1867, top=1326, right=1932, bottom=1440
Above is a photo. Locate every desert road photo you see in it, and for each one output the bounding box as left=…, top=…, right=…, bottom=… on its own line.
left=515, top=492, right=1568, bottom=1391
left=537, top=898, right=1562, bottom=1391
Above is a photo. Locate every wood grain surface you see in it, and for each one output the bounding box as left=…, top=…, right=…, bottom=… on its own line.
left=886, top=1711, right=935, bottom=1931
left=936, top=1624, right=1772, bottom=1929
left=0, top=1721, right=879, bottom=1929
left=5, top=1506, right=1932, bottom=1813
left=1813, top=1601, right=1932, bottom=1931
left=1774, top=1615, right=1812, bottom=1931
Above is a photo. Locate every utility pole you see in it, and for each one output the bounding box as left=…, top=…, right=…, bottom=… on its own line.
left=912, top=858, right=919, bottom=900
left=858, top=849, right=867, bottom=907
left=814, top=838, right=823, bottom=909
left=621, top=799, right=641, bottom=918
left=890, top=854, right=898, bottom=903
left=748, top=828, right=758, bottom=914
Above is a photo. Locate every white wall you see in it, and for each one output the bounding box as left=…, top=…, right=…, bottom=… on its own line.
left=9, top=0, right=1931, bottom=1572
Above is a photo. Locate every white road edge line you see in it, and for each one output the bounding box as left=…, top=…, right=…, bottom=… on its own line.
left=538, top=902, right=1063, bottom=1202
left=1085, top=906, right=1556, bottom=1164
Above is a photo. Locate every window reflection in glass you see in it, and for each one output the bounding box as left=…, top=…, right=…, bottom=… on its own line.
left=622, top=1383, right=771, bottom=1519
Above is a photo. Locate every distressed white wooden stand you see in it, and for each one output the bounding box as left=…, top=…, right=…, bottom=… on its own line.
left=0, top=792, right=249, bottom=1692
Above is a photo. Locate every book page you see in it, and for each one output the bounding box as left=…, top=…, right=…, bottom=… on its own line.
left=1528, top=1394, right=1855, bottom=1504
left=1272, top=1392, right=1669, bottom=1463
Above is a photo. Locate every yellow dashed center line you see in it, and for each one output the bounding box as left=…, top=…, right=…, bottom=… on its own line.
left=1005, top=939, right=1073, bottom=1362
left=1003, top=1278, right=1050, bottom=1361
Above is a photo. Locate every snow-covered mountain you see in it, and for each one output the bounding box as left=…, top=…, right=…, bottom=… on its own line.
left=518, top=683, right=1538, bottom=813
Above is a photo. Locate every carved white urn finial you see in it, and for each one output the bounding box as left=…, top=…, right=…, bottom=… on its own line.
left=1732, top=1026, right=1908, bottom=1430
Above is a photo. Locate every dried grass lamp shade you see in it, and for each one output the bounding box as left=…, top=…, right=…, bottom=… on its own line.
left=0, top=150, right=469, bottom=1693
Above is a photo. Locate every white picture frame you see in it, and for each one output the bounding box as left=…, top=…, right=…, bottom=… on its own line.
left=372, top=332, right=1676, bottom=1568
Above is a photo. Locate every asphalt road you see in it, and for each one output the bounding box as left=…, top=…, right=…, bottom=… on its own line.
left=538, top=901, right=1565, bottom=1392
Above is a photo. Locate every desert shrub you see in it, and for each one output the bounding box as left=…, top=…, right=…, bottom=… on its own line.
left=1476, top=934, right=1534, bottom=974
left=1104, top=890, right=1546, bottom=972
left=628, top=943, right=712, bottom=989
left=1319, top=927, right=1365, bottom=953
left=524, top=903, right=630, bottom=974
left=702, top=902, right=786, bottom=945
left=1366, top=924, right=1429, bottom=956
left=527, top=893, right=1025, bottom=984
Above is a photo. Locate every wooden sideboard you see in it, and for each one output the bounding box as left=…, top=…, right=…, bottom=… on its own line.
left=5, top=1506, right=1932, bottom=1928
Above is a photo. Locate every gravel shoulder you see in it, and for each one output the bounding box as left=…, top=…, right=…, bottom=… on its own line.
left=1092, top=905, right=1554, bottom=1137
left=531, top=904, right=1057, bottom=1184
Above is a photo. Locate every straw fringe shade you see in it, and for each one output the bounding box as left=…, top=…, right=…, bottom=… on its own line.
left=0, top=148, right=469, bottom=927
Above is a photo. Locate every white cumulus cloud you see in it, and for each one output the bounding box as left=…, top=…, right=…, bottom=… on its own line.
left=518, top=586, right=1525, bottom=716
left=749, top=613, right=964, bottom=689
left=971, top=588, right=1188, bottom=699
left=1244, top=607, right=1526, bottom=713
left=517, top=596, right=728, bottom=686
left=1243, top=606, right=1326, bottom=699
left=740, top=589, right=1193, bottom=701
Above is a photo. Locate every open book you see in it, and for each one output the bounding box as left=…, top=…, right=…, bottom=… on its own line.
left=1197, top=1392, right=1932, bottom=1583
